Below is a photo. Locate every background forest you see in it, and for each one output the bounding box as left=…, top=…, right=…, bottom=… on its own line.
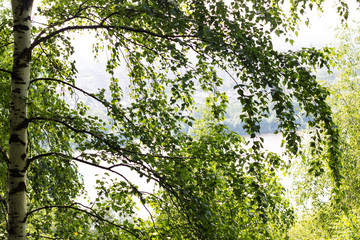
left=0, top=0, right=359, bottom=239
left=288, top=24, right=360, bottom=239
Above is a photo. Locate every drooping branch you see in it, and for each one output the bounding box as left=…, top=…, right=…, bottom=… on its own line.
left=26, top=149, right=188, bottom=224
left=26, top=115, right=210, bottom=214
left=26, top=202, right=144, bottom=239
left=26, top=151, right=163, bottom=230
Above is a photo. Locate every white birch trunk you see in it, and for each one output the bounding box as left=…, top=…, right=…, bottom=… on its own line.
left=8, top=0, right=33, bottom=239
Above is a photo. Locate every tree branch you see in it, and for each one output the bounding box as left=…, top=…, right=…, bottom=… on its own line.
left=30, top=24, right=196, bottom=52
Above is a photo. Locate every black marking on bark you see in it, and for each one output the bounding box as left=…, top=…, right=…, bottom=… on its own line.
left=9, top=169, right=24, bottom=178
left=21, top=153, right=26, bottom=160
left=18, top=62, right=29, bottom=68
left=14, top=24, right=30, bottom=31
left=9, top=134, right=26, bottom=146
left=9, top=181, right=26, bottom=195
left=12, top=88, right=21, bottom=94
left=14, top=80, right=27, bottom=85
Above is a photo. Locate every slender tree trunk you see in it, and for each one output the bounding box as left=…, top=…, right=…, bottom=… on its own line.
left=8, top=0, right=33, bottom=239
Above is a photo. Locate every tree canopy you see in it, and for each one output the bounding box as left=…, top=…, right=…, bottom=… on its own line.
left=0, top=0, right=348, bottom=239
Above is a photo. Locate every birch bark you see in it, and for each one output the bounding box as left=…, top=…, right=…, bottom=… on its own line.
left=8, top=0, right=33, bottom=239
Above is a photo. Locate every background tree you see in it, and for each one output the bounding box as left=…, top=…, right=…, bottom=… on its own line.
left=289, top=23, right=360, bottom=239
left=1, top=0, right=348, bottom=239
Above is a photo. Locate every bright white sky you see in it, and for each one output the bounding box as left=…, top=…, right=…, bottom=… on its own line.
left=274, top=0, right=359, bottom=50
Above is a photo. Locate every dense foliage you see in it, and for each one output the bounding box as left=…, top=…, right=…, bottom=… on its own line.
left=1, top=0, right=347, bottom=239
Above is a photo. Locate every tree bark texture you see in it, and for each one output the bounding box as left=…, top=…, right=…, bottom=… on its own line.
left=8, top=0, right=33, bottom=239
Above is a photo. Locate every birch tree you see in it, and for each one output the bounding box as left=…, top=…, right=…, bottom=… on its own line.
left=0, top=0, right=349, bottom=239
left=8, top=0, right=33, bottom=238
